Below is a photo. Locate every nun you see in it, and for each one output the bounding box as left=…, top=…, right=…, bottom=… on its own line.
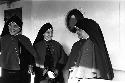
left=33, top=23, right=68, bottom=83
left=0, top=15, right=36, bottom=83
left=63, top=9, right=114, bottom=83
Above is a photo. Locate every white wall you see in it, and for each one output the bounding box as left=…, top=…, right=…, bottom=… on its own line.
left=0, top=0, right=125, bottom=74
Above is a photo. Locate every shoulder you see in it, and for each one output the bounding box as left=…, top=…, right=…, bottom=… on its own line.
left=34, top=41, right=44, bottom=47
left=1, top=35, right=10, bottom=39
left=17, top=34, right=29, bottom=40
left=85, top=39, right=94, bottom=45
left=16, top=34, right=33, bottom=46
left=16, top=34, right=31, bottom=42
left=82, top=39, right=94, bottom=50
left=1, top=35, right=11, bottom=41
left=72, top=39, right=84, bottom=47
left=51, top=40, right=64, bottom=50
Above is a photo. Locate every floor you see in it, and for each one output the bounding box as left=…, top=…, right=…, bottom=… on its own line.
left=0, top=69, right=125, bottom=83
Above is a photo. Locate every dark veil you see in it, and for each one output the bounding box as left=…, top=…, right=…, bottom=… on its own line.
left=33, top=23, right=53, bottom=45
left=65, top=9, right=84, bottom=33
left=1, top=21, right=10, bottom=37
left=76, top=18, right=114, bottom=80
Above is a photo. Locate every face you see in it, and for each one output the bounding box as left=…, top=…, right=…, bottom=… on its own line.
left=43, top=28, right=53, bottom=41
left=69, top=15, right=77, bottom=29
left=8, top=22, right=21, bottom=36
left=76, top=28, right=89, bottom=39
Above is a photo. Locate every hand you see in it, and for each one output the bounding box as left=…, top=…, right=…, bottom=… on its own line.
left=28, top=65, right=34, bottom=74
left=47, top=71, right=55, bottom=79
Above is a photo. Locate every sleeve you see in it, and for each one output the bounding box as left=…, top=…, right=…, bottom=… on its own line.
left=77, top=40, right=95, bottom=68
left=56, top=44, right=68, bottom=70
left=33, top=44, right=42, bottom=64
left=58, top=45, right=68, bottom=65
left=18, top=35, right=36, bottom=66
left=74, top=40, right=96, bottom=78
left=29, top=52, right=35, bottom=66
left=25, top=37, right=36, bottom=66
left=19, top=35, right=37, bottom=57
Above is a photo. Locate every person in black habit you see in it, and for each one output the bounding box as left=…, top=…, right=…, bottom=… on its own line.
left=63, top=9, right=114, bottom=83
left=0, top=15, right=36, bottom=83
left=33, top=23, right=68, bottom=83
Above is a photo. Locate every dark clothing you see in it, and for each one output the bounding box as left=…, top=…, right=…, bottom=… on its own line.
left=16, top=34, right=36, bottom=83
left=0, top=35, right=20, bottom=70
left=34, top=40, right=67, bottom=68
left=0, top=15, right=35, bottom=83
left=15, top=34, right=37, bottom=62
left=44, top=42, right=54, bottom=70
left=65, top=39, right=86, bottom=69
left=34, top=40, right=67, bottom=83
left=34, top=67, right=45, bottom=83
left=1, top=68, right=21, bottom=83
left=0, top=34, right=36, bottom=70
left=16, top=35, right=35, bottom=70
left=0, top=34, right=36, bottom=83
left=1, top=68, right=30, bottom=83
left=78, top=39, right=96, bottom=69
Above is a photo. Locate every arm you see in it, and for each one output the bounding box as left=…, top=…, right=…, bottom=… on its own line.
left=56, top=45, right=68, bottom=70
left=59, top=45, right=68, bottom=65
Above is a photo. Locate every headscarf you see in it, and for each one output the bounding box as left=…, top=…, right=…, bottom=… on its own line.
left=65, top=9, right=84, bottom=33
left=66, top=9, right=114, bottom=80
left=33, top=23, right=53, bottom=45
left=1, top=15, right=23, bottom=37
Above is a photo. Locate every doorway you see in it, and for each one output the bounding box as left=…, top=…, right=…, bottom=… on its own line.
left=4, top=7, right=22, bottom=22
